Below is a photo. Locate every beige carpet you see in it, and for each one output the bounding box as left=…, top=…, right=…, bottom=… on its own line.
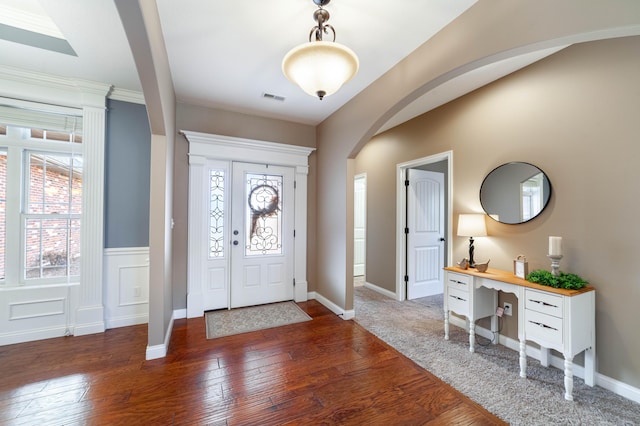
left=354, top=286, right=640, bottom=425
left=205, top=301, right=312, bottom=339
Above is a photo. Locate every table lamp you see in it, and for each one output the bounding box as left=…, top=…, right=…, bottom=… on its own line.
left=457, top=213, right=487, bottom=267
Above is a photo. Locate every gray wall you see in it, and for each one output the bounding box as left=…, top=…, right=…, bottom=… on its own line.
left=104, top=99, right=151, bottom=248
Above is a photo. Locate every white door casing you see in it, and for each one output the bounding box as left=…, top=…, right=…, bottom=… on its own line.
left=185, top=132, right=314, bottom=318
left=406, top=169, right=445, bottom=299
left=353, top=174, right=366, bottom=277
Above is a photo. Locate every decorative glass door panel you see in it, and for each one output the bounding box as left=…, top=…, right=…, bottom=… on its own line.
left=200, top=162, right=230, bottom=311
left=209, top=169, right=225, bottom=259
left=245, top=173, right=283, bottom=256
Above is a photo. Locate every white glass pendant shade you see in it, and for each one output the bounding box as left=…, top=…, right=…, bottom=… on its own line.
left=282, top=41, right=359, bottom=99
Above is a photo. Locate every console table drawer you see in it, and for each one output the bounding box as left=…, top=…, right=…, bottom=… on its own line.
left=525, top=309, right=563, bottom=347
left=446, top=272, right=471, bottom=291
left=525, top=289, right=563, bottom=318
left=447, top=287, right=469, bottom=316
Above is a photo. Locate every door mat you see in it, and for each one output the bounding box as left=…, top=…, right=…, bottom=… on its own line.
left=205, top=301, right=312, bottom=339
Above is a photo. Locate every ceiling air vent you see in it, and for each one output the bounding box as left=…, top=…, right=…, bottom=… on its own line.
left=262, top=93, right=285, bottom=102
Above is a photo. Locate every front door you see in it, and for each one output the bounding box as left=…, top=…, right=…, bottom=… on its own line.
left=406, top=169, right=445, bottom=299
left=230, top=162, right=295, bottom=308
left=185, top=132, right=313, bottom=318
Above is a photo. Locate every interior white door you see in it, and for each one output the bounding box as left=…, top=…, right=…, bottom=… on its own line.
left=353, top=174, right=366, bottom=276
left=406, top=169, right=445, bottom=299
left=230, top=162, right=295, bottom=308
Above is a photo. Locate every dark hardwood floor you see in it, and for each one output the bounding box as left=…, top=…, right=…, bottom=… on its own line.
left=0, top=300, right=505, bottom=425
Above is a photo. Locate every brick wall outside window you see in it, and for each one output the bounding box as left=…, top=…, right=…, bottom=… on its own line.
left=23, top=161, right=82, bottom=279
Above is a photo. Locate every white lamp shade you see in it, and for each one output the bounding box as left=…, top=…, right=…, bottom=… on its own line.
left=282, top=41, right=359, bottom=99
left=457, top=214, right=487, bottom=237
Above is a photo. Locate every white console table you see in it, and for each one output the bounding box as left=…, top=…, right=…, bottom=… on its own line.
left=443, top=267, right=596, bottom=401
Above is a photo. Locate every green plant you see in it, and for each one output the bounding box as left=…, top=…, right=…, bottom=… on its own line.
left=526, top=269, right=588, bottom=290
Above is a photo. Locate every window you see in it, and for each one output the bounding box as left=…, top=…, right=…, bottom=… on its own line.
left=24, top=152, right=82, bottom=280
left=0, top=119, right=82, bottom=285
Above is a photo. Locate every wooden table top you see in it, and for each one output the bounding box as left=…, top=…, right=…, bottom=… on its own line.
left=444, top=266, right=595, bottom=297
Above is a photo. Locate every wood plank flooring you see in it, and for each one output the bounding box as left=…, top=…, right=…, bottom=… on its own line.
left=0, top=300, right=505, bottom=425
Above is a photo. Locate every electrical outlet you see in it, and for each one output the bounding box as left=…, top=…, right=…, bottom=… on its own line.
left=503, top=302, right=513, bottom=316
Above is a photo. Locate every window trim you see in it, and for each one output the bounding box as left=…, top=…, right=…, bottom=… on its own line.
left=1, top=125, right=83, bottom=287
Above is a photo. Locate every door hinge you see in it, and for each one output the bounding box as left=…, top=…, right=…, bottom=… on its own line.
left=294, top=180, right=297, bottom=189
left=293, top=229, right=296, bottom=238
left=293, top=278, right=296, bottom=286
left=404, top=227, right=409, bottom=234
left=404, top=275, right=409, bottom=282
left=405, top=179, right=410, bottom=187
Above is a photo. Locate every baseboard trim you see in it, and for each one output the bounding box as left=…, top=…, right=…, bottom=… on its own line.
left=307, top=291, right=354, bottom=320
left=173, top=308, right=187, bottom=320
left=145, top=312, right=175, bottom=360
left=449, top=317, right=640, bottom=404
left=106, top=314, right=149, bottom=329
left=363, top=281, right=397, bottom=299
left=0, top=326, right=69, bottom=346
left=74, top=305, right=106, bottom=336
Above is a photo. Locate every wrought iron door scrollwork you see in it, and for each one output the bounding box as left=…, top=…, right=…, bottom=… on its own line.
left=248, top=184, right=280, bottom=240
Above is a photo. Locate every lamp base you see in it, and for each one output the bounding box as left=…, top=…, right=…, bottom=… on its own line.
left=468, top=237, right=476, bottom=267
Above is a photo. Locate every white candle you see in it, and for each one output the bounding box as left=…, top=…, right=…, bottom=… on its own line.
left=549, top=236, right=562, bottom=256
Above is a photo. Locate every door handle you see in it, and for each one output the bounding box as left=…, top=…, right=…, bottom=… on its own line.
left=439, top=237, right=445, bottom=242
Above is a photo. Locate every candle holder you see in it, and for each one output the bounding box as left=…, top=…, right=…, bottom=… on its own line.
left=548, top=254, right=563, bottom=276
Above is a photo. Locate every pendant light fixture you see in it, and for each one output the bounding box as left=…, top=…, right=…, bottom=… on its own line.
left=282, top=0, right=359, bottom=100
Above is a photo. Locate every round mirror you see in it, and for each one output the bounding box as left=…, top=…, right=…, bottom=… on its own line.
left=480, top=162, right=552, bottom=224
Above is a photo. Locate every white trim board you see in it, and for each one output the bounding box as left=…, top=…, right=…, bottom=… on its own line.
left=146, top=312, right=175, bottom=360
left=448, top=316, right=640, bottom=404
left=395, top=151, right=453, bottom=301
left=307, top=291, right=354, bottom=320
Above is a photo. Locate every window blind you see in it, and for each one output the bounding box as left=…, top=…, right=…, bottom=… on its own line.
left=0, top=103, right=83, bottom=134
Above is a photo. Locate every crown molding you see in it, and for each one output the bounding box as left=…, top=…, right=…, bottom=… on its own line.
left=0, top=65, right=111, bottom=109
left=108, top=87, right=145, bottom=105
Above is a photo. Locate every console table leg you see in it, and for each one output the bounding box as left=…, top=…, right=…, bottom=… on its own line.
left=444, top=311, right=450, bottom=340
left=469, top=322, right=475, bottom=353
left=519, top=339, right=527, bottom=378
left=584, top=347, right=595, bottom=387
left=564, top=355, right=574, bottom=401
left=540, top=347, right=550, bottom=367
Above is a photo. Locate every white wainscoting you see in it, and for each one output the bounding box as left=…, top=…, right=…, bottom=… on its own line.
left=103, top=247, right=149, bottom=329
left=0, top=283, right=80, bottom=345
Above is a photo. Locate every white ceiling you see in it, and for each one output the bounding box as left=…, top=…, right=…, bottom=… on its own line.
left=0, top=0, right=564, bottom=132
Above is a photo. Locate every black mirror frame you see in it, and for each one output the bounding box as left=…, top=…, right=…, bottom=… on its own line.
left=479, top=162, right=552, bottom=225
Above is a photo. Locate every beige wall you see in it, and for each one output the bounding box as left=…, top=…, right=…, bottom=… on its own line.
left=115, top=0, right=177, bottom=348
left=172, top=103, right=317, bottom=309
left=355, top=36, right=640, bottom=388
left=315, top=0, right=640, bottom=316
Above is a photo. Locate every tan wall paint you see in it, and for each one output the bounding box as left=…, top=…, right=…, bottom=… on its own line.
left=115, top=0, right=177, bottom=348
left=355, top=36, right=640, bottom=388
left=316, top=0, right=640, bottom=315
left=172, top=103, right=317, bottom=309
